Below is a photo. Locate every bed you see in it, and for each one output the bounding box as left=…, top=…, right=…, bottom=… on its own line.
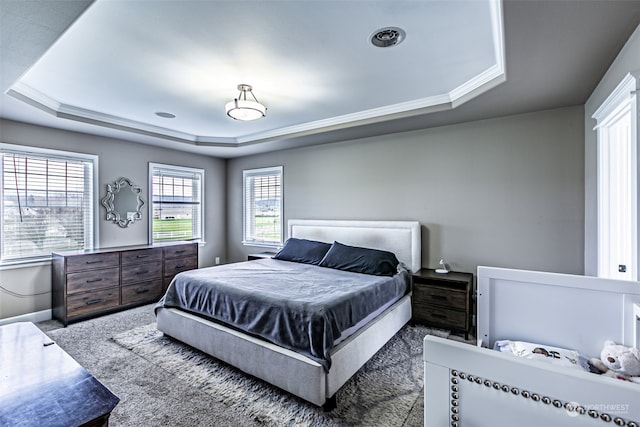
left=156, top=219, right=421, bottom=408
left=424, top=266, right=640, bottom=426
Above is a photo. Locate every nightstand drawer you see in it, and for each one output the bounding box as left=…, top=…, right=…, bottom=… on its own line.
left=413, top=285, right=466, bottom=310
left=415, top=306, right=466, bottom=330
left=248, top=252, right=276, bottom=260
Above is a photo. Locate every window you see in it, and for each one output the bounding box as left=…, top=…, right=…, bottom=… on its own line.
left=593, top=71, right=639, bottom=280
left=149, top=163, right=204, bottom=244
left=1, top=144, right=97, bottom=264
left=243, top=166, right=283, bottom=247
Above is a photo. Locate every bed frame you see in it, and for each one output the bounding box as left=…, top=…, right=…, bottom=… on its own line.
left=157, top=219, right=421, bottom=408
left=424, top=266, right=640, bottom=426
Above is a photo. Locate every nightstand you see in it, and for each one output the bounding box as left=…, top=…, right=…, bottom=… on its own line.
left=247, top=252, right=276, bottom=261
left=411, top=268, right=473, bottom=339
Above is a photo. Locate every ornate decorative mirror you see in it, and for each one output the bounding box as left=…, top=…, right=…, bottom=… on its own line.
left=101, top=177, right=145, bottom=228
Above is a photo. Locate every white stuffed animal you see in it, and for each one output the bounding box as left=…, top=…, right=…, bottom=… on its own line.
left=590, top=340, right=640, bottom=384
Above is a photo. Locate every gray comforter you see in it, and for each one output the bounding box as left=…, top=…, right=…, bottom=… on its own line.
left=155, top=258, right=411, bottom=371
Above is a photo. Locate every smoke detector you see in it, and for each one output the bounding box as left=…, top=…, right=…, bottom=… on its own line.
left=370, top=27, right=406, bottom=48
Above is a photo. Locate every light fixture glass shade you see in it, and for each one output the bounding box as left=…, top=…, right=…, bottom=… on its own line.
left=225, top=84, right=267, bottom=121
left=225, top=99, right=267, bottom=121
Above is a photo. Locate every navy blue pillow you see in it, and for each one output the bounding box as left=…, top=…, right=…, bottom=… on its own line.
left=273, top=238, right=332, bottom=265
left=319, top=241, right=399, bottom=276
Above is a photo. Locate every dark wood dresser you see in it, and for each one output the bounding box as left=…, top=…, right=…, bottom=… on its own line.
left=411, top=268, right=474, bottom=339
left=52, top=241, right=198, bottom=326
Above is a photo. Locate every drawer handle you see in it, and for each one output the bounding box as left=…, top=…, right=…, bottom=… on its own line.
left=86, top=278, right=103, bottom=283
left=175, top=264, right=186, bottom=269
left=135, top=270, right=150, bottom=275
left=432, top=295, right=448, bottom=300
left=85, top=260, right=103, bottom=265
left=432, top=313, right=447, bottom=319
left=85, top=299, right=103, bottom=305
left=135, top=288, right=150, bottom=294
left=136, top=255, right=149, bottom=259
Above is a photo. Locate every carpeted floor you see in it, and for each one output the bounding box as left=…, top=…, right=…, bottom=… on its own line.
left=37, top=304, right=472, bottom=426
left=39, top=305, right=261, bottom=427
left=112, top=322, right=429, bottom=426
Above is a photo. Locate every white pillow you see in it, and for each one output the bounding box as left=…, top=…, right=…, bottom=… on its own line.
left=494, top=340, right=590, bottom=371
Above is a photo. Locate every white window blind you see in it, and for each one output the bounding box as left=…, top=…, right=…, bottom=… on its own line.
left=243, top=166, right=283, bottom=246
left=1, top=145, right=96, bottom=264
left=149, top=163, right=204, bottom=243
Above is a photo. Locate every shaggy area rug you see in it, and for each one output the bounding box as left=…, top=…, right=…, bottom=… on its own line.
left=113, top=323, right=459, bottom=426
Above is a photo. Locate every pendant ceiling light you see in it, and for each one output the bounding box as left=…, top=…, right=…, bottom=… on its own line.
left=225, top=84, right=267, bottom=121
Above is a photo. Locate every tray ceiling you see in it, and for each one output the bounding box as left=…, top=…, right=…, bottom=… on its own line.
left=5, top=0, right=505, bottom=150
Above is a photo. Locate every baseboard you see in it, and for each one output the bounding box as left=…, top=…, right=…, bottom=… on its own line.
left=0, top=309, right=52, bottom=326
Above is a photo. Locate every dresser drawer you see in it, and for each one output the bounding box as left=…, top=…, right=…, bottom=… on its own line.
left=67, top=267, right=120, bottom=294
left=67, top=287, right=120, bottom=318
left=414, top=305, right=466, bottom=330
left=121, top=262, right=162, bottom=285
left=413, top=285, right=467, bottom=310
left=164, top=256, right=198, bottom=278
left=122, top=281, right=162, bottom=305
left=66, top=253, right=119, bottom=273
left=164, top=244, right=197, bottom=259
left=121, top=248, right=163, bottom=266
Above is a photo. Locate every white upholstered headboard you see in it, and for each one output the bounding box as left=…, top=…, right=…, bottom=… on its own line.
left=288, top=219, right=421, bottom=273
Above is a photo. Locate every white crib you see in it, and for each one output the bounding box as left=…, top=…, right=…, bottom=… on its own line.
left=424, top=266, right=640, bottom=426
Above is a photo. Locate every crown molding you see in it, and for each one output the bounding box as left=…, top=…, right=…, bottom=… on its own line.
left=8, top=64, right=506, bottom=148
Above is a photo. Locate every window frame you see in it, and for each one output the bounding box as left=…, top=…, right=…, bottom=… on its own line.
left=148, top=162, right=205, bottom=245
left=592, top=71, right=640, bottom=280
left=242, top=166, right=283, bottom=248
left=0, top=143, right=99, bottom=267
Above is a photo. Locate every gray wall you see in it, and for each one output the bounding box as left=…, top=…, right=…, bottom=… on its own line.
left=584, top=23, right=640, bottom=276
left=0, top=99, right=590, bottom=320
left=227, top=107, right=585, bottom=275
left=0, top=119, right=227, bottom=319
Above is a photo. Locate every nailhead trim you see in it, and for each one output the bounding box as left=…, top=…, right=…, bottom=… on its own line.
left=449, top=369, right=638, bottom=426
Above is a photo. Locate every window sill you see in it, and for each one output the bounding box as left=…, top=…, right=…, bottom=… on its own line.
left=151, top=240, right=206, bottom=246
left=0, top=257, right=52, bottom=270
left=242, top=241, right=282, bottom=249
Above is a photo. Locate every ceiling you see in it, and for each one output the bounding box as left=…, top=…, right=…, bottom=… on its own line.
left=1, top=0, right=640, bottom=159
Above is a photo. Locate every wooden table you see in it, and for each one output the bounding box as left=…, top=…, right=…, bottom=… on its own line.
left=0, top=322, right=119, bottom=427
